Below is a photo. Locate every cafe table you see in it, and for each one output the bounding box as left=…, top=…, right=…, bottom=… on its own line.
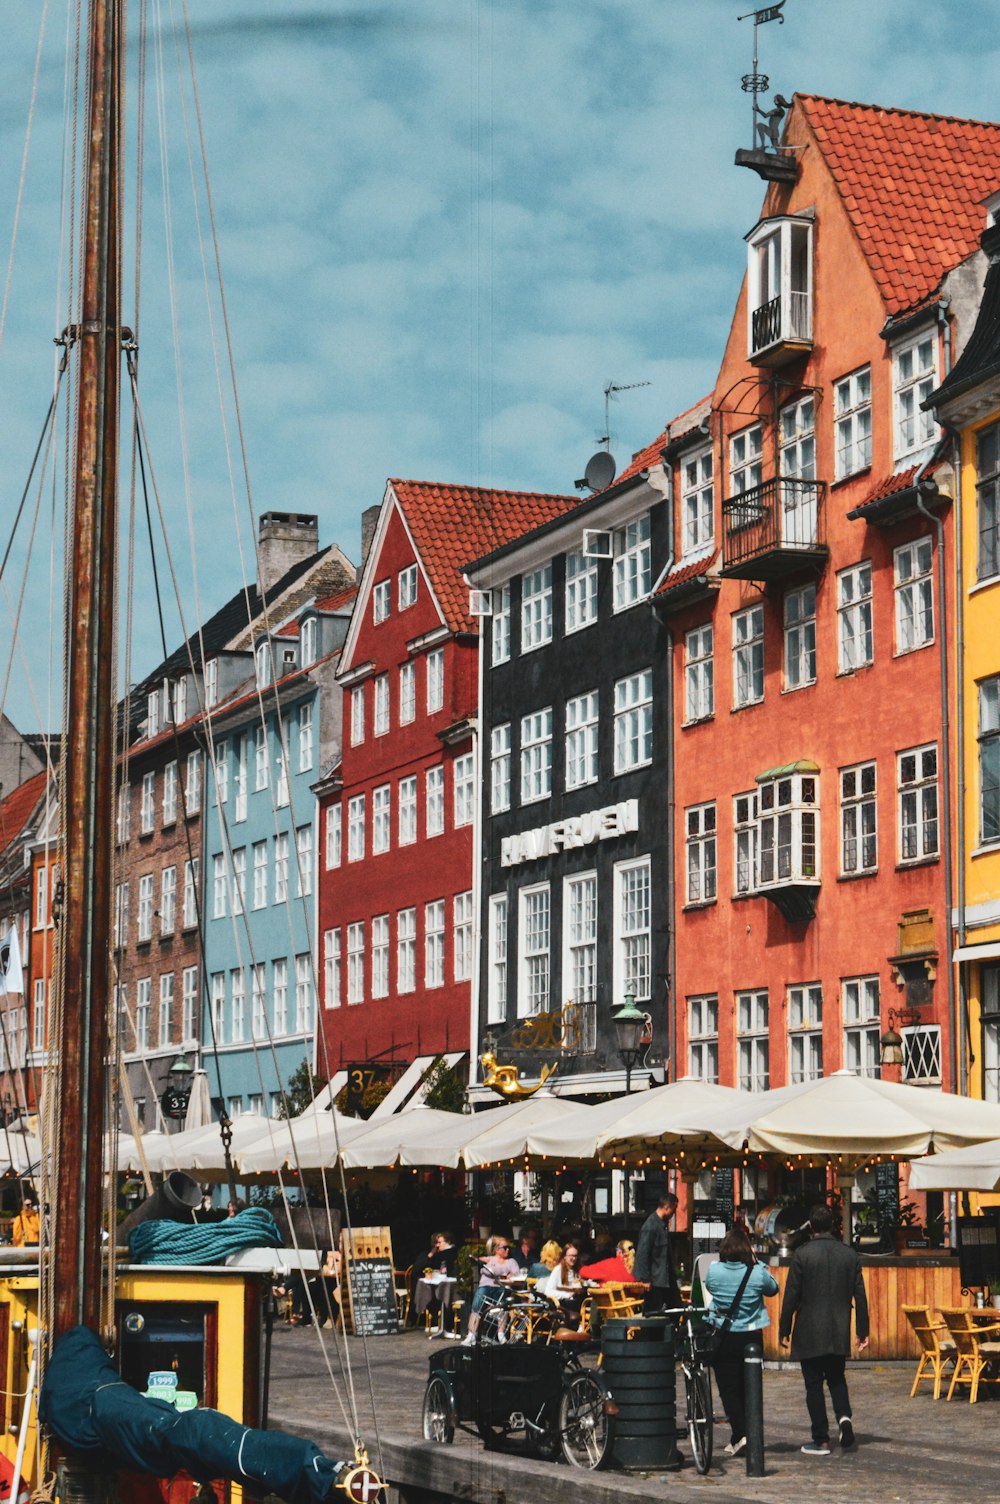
left=414, top=1271, right=458, bottom=1332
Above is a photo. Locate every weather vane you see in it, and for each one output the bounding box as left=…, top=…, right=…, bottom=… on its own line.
left=735, top=2, right=798, bottom=182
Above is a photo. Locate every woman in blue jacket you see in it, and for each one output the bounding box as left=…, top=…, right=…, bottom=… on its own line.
left=704, top=1227, right=779, bottom=1456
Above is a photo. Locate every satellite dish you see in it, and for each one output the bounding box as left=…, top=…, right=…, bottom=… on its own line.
left=576, top=450, right=616, bottom=493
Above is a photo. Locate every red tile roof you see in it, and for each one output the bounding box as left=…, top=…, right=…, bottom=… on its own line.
left=313, top=585, right=359, bottom=614
left=0, top=771, right=47, bottom=857
left=849, top=459, right=945, bottom=518
left=389, top=480, right=578, bottom=633
left=798, top=96, right=1000, bottom=317
left=616, top=431, right=668, bottom=484
left=655, top=551, right=718, bottom=598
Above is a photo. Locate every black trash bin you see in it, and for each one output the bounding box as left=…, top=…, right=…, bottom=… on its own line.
left=600, top=1315, right=681, bottom=1470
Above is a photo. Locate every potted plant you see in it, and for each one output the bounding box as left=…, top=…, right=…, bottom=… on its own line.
left=890, top=1199, right=923, bottom=1255
left=989, top=1279, right=1000, bottom=1312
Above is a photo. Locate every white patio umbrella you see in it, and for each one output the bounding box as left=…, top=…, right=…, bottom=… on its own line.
left=0, top=1124, right=42, bottom=1175
left=909, top=1137, right=1000, bottom=1192
left=157, top=1115, right=276, bottom=1177
left=181, top=1069, right=212, bottom=1133
left=110, top=1130, right=170, bottom=1175
left=235, top=1109, right=367, bottom=1175
left=393, top=1094, right=582, bottom=1169
left=527, top=1077, right=745, bottom=1162
left=339, top=1106, right=469, bottom=1169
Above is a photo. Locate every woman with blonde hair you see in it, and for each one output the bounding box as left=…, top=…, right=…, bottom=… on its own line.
left=543, top=1241, right=585, bottom=1326
left=461, top=1234, right=520, bottom=1345
left=529, top=1239, right=561, bottom=1282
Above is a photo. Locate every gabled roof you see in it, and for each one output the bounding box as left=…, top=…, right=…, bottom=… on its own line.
left=616, top=431, right=667, bottom=485
left=313, top=585, right=359, bottom=614
left=0, top=771, right=48, bottom=861
left=797, top=95, right=1000, bottom=318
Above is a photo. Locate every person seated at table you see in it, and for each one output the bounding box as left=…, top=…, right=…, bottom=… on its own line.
left=511, top=1224, right=540, bottom=1270
left=461, top=1234, right=520, bottom=1345
left=544, top=1241, right=585, bottom=1327
left=529, top=1238, right=562, bottom=1286
left=315, top=1247, right=341, bottom=1327
left=580, top=1238, right=636, bottom=1284
left=423, top=1230, right=458, bottom=1278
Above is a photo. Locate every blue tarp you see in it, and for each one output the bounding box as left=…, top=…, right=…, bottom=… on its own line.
left=40, top=1327, right=346, bottom=1504
left=127, top=1207, right=283, bottom=1264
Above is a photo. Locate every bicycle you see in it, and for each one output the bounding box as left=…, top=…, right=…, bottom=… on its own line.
left=663, top=1305, right=714, bottom=1474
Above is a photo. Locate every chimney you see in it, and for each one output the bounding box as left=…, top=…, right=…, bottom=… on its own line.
left=258, top=512, right=319, bottom=596
left=360, top=505, right=381, bottom=567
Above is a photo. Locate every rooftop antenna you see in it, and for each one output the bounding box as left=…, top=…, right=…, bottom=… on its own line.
left=574, top=379, right=652, bottom=493
left=735, top=1, right=797, bottom=183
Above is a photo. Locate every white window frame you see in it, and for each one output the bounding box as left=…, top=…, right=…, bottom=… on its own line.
left=565, top=550, right=599, bottom=633
left=205, top=658, right=218, bottom=707
left=350, top=685, right=365, bottom=745
left=843, top=974, right=880, bottom=1077
left=492, top=583, right=511, bottom=665
left=182, top=966, right=198, bottom=1041
left=565, top=691, right=599, bottom=790
left=160, top=865, right=176, bottom=936
left=230, top=847, right=246, bottom=916
left=491, top=724, right=511, bottom=814
left=116, top=785, right=131, bottom=844
left=757, top=769, right=820, bottom=889
left=902, top=1023, right=942, bottom=1086
left=612, top=512, right=651, bottom=611
left=212, top=854, right=227, bottom=919
left=980, top=676, right=1000, bottom=846
left=426, top=648, right=445, bottom=713
left=837, top=561, right=873, bottom=673
left=521, top=565, right=554, bottom=652
left=398, top=563, right=418, bottom=611
left=779, top=396, right=815, bottom=480
left=373, top=579, right=391, bottom=623
left=563, top=872, right=597, bottom=1007
left=371, top=914, right=389, bottom=999
left=834, top=366, right=872, bottom=479
left=729, top=424, right=763, bottom=495
left=295, top=954, right=312, bottom=1033
left=140, top=771, right=155, bottom=834
left=162, top=761, right=178, bottom=825
left=234, top=735, right=247, bottom=822
left=274, top=831, right=289, bottom=902
left=348, top=794, right=366, bottom=862
left=783, top=584, right=816, bottom=690
left=520, top=708, right=553, bottom=804
left=425, top=899, right=445, bottom=988
left=894, top=537, right=934, bottom=653
left=487, top=894, right=508, bottom=1024
left=230, top=967, right=246, bottom=1042
left=734, top=791, right=757, bottom=895
left=135, top=977, right=151, bottom=1051
left=454, top=753, right=475, bottom=827
left=737, top=988, right=769, bottom=1092
left=426, top=765, right=445, bottom=836
left=138, top=873, right=154, bottom=942
left=214, top=741, right=228, bottom=805
left=732, top=605, right=764, bottom=708
left=183, top=859, right=198, bottom=929
left=518, top=883, right=551, bottom=1018
left=681, top=445, right=713, bottom=554
left=688, top=995, right=719, bottom=1083
left=788, top=983, right=823, bottom=1083
left=254, top=724, right=269, bottom=791
left=298, top=701, right=314, bottom=773
left=840, top=761, right=877, bottom=876
left=614, top=857, right=651, bottom=1003
left=684, top=624, right=714, bottom=724
left=325, top=804, right=341, bottom=869
left=685, top=802, right=717, bottom=905
left=300, top=615, right=317, bottom=666
left=185, top=750, right=201, bottom=814
left=613, top=670, right=652, bottom=773
left=399, top=776, right=417, bottom=845
left=372, top=784, right=391, bottom=854
left=374, top=673, right=390, bottom=736
left=892, top=330, right=937, bottom=464
left=347, top=922, right=365, bottom=1004
left=210, top=973, right=225, bottom=1044
left=399, top=661, right=416, bottom=725
left=454, top=891, right=473, bottom=983
left=897, top=743, right=939, bottom=862
left=977, top=421, right=1000, bottom=582
left=324, top=928, right=341, bottom=1010
left=296, top=824, right=313, bottom=897
left=397, top=908, right=416, bottom=995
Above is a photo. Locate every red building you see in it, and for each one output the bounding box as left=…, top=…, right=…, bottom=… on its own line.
left=654, top=98, right=1000, bottom=1175
left=0, top=770, right=49, bottom=1117
left=318, top=479, right=575, bottom=1089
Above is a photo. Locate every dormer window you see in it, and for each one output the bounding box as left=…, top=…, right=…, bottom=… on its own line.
left=205, top=658, right=218, bottom=707
left=746, top=215, right=813, bottom=366
left=300, top=616, right=317, bottom=666
left=172, top=677, right=187, bottom=724
left=147, top=689, right=160, bottom=738
left=255, top=640, right=273, bottom=687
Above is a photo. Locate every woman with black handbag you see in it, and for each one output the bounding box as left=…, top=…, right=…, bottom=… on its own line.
left=704, top=1227, right=779, bottom=1456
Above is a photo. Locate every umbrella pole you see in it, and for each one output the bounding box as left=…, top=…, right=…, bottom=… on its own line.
left=836, top=1169, right=856, bottom=1243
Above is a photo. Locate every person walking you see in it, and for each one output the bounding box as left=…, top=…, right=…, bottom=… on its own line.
left=704, top=1226, right=779, bottom=1456
left=634, top=1191, right=680, bottom=1314
left=778, top=1203, right=869, bottom=1455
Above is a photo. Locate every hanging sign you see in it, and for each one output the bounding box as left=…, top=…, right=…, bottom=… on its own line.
left=500, top=799, right=639, bottom=868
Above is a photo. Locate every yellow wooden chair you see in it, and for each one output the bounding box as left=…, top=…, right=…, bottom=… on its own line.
left=939, top=1307, right=1000, bottom=1402
left=901, top=1305, right=956, bottom=1399
left=588, top=1282, right=645, bottom=1323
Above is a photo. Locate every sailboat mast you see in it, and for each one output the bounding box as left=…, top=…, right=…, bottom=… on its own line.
left=55, top=0, right=122, bottom=1340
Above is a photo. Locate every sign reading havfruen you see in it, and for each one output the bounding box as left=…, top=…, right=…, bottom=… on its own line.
left=500, top=799, right=639, bottom=868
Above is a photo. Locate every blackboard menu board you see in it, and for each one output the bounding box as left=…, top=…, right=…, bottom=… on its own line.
left=714, top=1168, right=735, bottom=1228
left=346, top=1257, right=399, bottom=1336
left=875, top=1162, right=900, bottom=1230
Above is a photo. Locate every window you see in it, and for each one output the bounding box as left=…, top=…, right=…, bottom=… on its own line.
left=454, top=753, right=475, bottom=826
left=296, top=824, right=313, bottom=897
left=788, top=983, right=823, bottom=1083
left=898, top=743, right=938, bottom=861
left=521, top=565, right=554, bottom=650
left=565, top=550, right=599, bottom=632
left=843, top=975, right=880, bottom=1077
left=491, top=724, right=511, bottom=813
left=147, top=689, right=161, bottom=739
left=35, top=866, right=49, bottom=928
left=977, top=421, right=1000, bottom=580
left=737, top=989, right=769, bottom=1091
left=734, top=791, right=757, bottom=895
left=733, top=605, right=764, bottom=708
left=747, top=217, right=812, bottom=355
left=757, top=769, right=819, bottom=887
left=519, top=885, right=550, bottom=1017
left=783, top=584, right=816, bottom=690
left=371, top=915, right=389, bottom=998
left=426, top=648, right=444, bottom=713
left=983, top=967, right=1000, bottom=1103
left=397, top=909, right=416, bottom=994
left=348, top=794, right=366, bottom=861
left=684, top=625, right=713, bottom=723
left=612, top=513, right=651, bottom=610
left=205, top=658, right=218, bottom=707
left=454, top=891, right=473, bottom=982
left=841, top=762, right=877, bottom=875
left=399, top=776, right=417, bottom=845
left=210, top=973, right=225, bottom=1044
left=426, top=765, right=445, bottom=835
left=230, top=968, right=245, bottom=1042
left=275, top=747, right=289, bottom=808
left=399, top=661, right=416, bottom=725
left=372, top=784, right=391, bottom=853
left=251, top=963, right=266, bottom=1038
left=182, top=966, right=198, bottom=1040
left=230, top=848, right=246, bottom=916
left=160, top=866, right=176, bottom=935
left=902, top=1024, right=942, bottom=1085
left=681, top=445, right=713, bottom=553
left=298, top=702, right=313, bottom=772
left=565, top=691, right=599, bottom=789
left=172, top=675, right=187, bottom=721
left=979, top=677, right=1000, bottom=845
left=141, top=772, right=155, bottom=834
left=487, top=895, right=508, bottom=1023
left=520, top=708, right=553, bottom=803
left=347, top=922, right=365, bottom=1004
left=276, top=957, right=292, bottom=1034
left=686, top=803, right=717, bottom=904
left=182, top=859, right=198, bottom=928
left=616, top=858, right=651, bottom=1001
left=834, top=366, right=872, bottom=479
left=373, top=579, right=391, bottom=623
left=185, top=750, right=201, bottom=814
left=160, top=761, right=177, bottom=825
left=254, top=725, right=269, bottom=791
left=564, top=873, right=597, bottom=1005
left=138, top=873, right=154, bottom=942
left=274, top=832, right=289, bottom=902
left=779, top=397, right=815, bottom=479
left=135, top=977, right=151, bottom=1051
left=425, top=900, right=445, bottom=987
left=114, top=881, right=129, bottom=948
left=893, top=331, right=937, bottom=462
left=350, top=685, right=365, bottom=745
left=398, top=563, right=418, bottom=610
left=688, top=995, right=719, bottom=1083
left=613, top=670, right=652, bottom=773
left=252, top=842, right=268, bottom=909
left=212, top=854, right=227, bottom=919
left=234, top=735, right=247, bottom=822
left=323, top=928, right=341, bottom=1009
left=492, top=583, right=511, bottom=665
left=894, top=538, right=934, bottom=652
left=32, top=979, right=45, bottom=1053
left=214, top=741, right=228, bottom=805
left=295, top=955, right=312, bottom=1032
left=255, top=640, right=272, bottom=688
left=300, top=615, right=317, bottom=666
left=837, top=562, right=873, bottom=673
left=326, top=804, right=341, bottom=869
left=373, top=673, right=390, bottom=737
left=730, top=425, right=763, bottom=495
left=116, top=785, right=130, bottom=844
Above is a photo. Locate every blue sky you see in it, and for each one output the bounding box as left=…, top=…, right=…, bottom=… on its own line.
left=2, top=0, right=999, bottom=729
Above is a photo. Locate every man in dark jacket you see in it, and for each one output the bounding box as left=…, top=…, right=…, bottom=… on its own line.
left=779, top=1203, right=869, bottom=1455
left=633, top=1192, right=680, bottom=1313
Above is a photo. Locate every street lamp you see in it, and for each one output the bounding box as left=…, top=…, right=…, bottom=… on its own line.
left=160, top=1051, right=194, bottom=1125
left=879, top=1008, right=918, bottom=1070
left=612, top=991, right=646, bottom=1093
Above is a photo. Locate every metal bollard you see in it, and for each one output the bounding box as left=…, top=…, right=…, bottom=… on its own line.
left=744, top=1339, right=765, bottom=1477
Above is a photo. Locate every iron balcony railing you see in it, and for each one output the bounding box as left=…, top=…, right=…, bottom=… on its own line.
left=751, top=290, right=812, bottom=355
left=722, top=476, right=826, bottom=574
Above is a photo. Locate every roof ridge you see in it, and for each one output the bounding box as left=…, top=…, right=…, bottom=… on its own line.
left=389, top=477, right=575, bottom=502
left=797, top=93, right=1000, bottom=133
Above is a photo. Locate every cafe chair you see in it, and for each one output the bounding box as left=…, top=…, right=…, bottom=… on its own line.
left=901, top=1305, right=956, bottom=1399
left=939, top=1307, right=1000, bottom=1403
left=393, top=1264, right=412, bottom=1328
left=589, top=1283, right=645, bottom=1323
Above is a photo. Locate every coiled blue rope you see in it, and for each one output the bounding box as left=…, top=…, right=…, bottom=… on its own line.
left=128, top=1208, right=282, bottom=1265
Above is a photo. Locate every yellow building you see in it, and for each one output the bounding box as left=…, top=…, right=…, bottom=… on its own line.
left=931, top=204, right=1000, bottom=1103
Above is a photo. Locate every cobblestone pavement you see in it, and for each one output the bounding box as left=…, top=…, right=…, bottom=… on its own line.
left=267, top=1325, right=1000, bottom=1503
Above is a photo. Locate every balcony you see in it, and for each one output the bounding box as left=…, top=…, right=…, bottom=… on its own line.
left=721, top=477, right=828, bottom=583
left=745, top=215, right=813, bottom=367
left=750, top=290, right=813, bottom=365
